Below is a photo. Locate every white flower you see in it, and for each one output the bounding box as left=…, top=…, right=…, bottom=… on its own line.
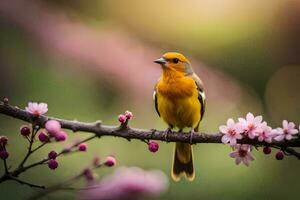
left=273, top=120, right=299, bottom=141
left=220, top=118, right=243, bottom=146
left=257, top=122, right=273, bottom=143
left=238, top=112, right=263, bottom=139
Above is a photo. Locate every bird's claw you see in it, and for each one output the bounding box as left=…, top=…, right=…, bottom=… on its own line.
left=164, top=127, right=172, bottom=142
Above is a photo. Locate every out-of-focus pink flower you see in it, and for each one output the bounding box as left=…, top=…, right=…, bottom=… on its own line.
left=238, top=112, right=263, bottom=139
left=148, top=141, right=159, bottom=152
left=104, top=156, right=116, bottom=167
left=220, top=118, right=243, bottom=146
left=55, top=131, right=68, bottom=141
left=273, top=120, right=299, bottom=141
left=25, top=102, right=48, bottom=116
left=124, top=111, right=133, bottom=120
left=229, top=144, right=254, bottom=166
left=118, top=114, right=127, bottom=124
left=80, top=167, right=169, bottom=200
left=257, top=122, right=273, bottom=143
left=45, top=120, right=61, bottom=136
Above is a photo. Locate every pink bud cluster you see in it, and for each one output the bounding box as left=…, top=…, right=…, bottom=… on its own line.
left=219, top=113, right=299, bottom=166
left=37, top=120, right=68, bottom=143
left=118, top=110, right=133, bottom=124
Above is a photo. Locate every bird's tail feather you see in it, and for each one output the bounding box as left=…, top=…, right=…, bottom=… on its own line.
left=171, top=142, right=195, bottom=181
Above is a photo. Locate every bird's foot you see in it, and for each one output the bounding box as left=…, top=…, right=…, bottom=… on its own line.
left=164, top=127, right=173, bottom=142
left=189, top=129, right=195, bottom=144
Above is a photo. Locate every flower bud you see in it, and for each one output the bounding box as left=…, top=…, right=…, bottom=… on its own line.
left=0, top=136, right=8, bottom=146
left=45, top=120, right=61, bottom=136
left=275, top=151, right=284, bottom=160
left=0, top=151, right=9, bottom=160
left=48, top=151, right=58, bottom=159
left=118, top=114, right=126, bottom=124
left=48, top=159, right=58, bottom=170
left=83, top=168, right=94, bottom=181
left=38, top=132, right=48, bottom=142
left=148, top=141, right=159, bottom=153
left=104, top=156, right=116, bottom=167
left=263, top=147, right=271, bottom=155
left=20, top=126, right=31, bottom=137
left=78, top=143, right=88, bottom=151
left=124, top=111, right=133, bottom=120
left=55, top=131, right=67, bottom=142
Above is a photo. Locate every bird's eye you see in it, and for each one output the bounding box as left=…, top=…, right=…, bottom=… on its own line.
left=173, top=58, right=179, bottom=64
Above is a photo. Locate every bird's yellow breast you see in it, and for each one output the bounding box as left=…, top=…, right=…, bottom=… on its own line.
left=156, top=77, right=201, bottom=129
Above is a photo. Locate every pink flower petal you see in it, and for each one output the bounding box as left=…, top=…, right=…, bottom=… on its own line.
left=221, top=135, right=230, bottom=144
left=229, top=152, right=239, bottom=158
left=219, top=125, right=228, bottom=133
left=274, top=135, right=285, bottom=141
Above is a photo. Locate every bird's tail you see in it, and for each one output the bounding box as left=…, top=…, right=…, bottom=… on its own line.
left=171, top=142, right=195, bottom=181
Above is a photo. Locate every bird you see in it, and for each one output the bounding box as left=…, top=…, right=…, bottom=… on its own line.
left=153, top=52, right=205, bottom=181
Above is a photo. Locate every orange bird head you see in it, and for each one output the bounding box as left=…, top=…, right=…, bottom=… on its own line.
left=154, top=52, right=193, bottom=75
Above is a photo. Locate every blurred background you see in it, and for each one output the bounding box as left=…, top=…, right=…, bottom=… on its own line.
left=0, top=0, right=300, bottom=199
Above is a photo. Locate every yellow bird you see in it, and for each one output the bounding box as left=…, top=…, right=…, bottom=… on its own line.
left=153, top=52, right=206, bottom=181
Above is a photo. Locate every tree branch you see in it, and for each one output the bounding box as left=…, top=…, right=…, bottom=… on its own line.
left=1, top=101, right=300, bottom=148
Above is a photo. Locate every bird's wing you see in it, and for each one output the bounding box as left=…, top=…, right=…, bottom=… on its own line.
left=188, top=73, right=206, bottom=122
left=153, top=80, right=160, bottom=117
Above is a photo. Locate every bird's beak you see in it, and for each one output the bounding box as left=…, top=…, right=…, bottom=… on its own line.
left=154, top=58, right=167, bottom=65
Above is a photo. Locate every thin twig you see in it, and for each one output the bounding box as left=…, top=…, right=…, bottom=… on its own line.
left=18, top=125, right=39, bottom=167
left=9, top=176, right=45, bottom=189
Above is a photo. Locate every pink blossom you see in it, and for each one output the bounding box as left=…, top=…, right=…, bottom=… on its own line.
left=273, top=120, right=299, bottom=141
left=257, top=122, right=273, bottom=143
left=25, top=102, right=48, bottom=116
left=238, top=112, right=263, bottom=139
left=229, top=144, right=255, bottom=166
left=80, top=167, right=168, bottom=200
left=219, top=118, right=243, bottom=146
left=45, top=120, right=61, bottom=136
